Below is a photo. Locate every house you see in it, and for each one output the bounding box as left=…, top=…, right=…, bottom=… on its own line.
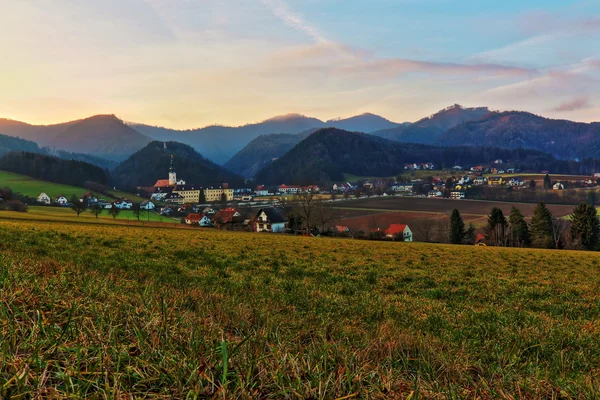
left=202, top=207, right=217, bottom=215
left=553, top=182, right=565, bottom=190
left=391, top=183, right=414, bottom=193
left=37, top=192, right=51, bottom=205
left=114, top=200, right=133, bottom=209
left=164, top=192, right=185, bottom=205
left=475, top=234, right=487, bottom=246
left=471, top=166, right=484, bottom=173
left=185, top=213, right=212, bottom=226
left=427, top=190, right=443, bottom=198
left=204, top=186, right=234, bottom=202
left=80, top=192, right=98, bottom=204
left=508, top=178, right=524, bottom=187
left=386, top=224, right=413, bottom=242
left=404, top=163, right=419, bottom=170
left=421, top=163, right=435, bottom=170
left=154, top=179, right=171, bottom=188
left=160, top=206, right=174, bottom=215
left=450, top=191, right=465, bottom=199
left=488, top=176, right=504, bottom=186
left=140, top=200, right=156, bottom=210
left=213, top=208, right=242, bottom=228
left=452, top=165, right=463, bottom=170
left=494, top=159, right=503, bottom=164
left=473, top=177, right=488, bottom=186
left=254, top=185, right=269, bottom=196
left=333, top=183, right=354, bottom=192
left=278, top=185, right=300, bottom=194
left=255, top=207, right=287, bottom=233
left=302, top=185, right=320, bottom=193
left=335, top=225, right=350, bottom=234
left=55, top=196, right=68, bottom=205
left=363, top=182, right=374, bottom=190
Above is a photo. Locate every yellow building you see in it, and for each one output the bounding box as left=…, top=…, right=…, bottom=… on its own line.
left=204, top=187, right=234, bottom=202
left=173, top=185, right=202, bottom=204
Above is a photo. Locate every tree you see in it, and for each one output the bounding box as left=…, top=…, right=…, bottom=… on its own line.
left=486, top=207, right=508, bottom=246
left=313, top=198, right=334, bottom=233
left=529, top=179, right=537, bottom=189
left=464, top=223, right=476, bottom=245
left=552, top=218, right=569, bottom=250
left=295, top=191, right=316, bottom=232
left=132, top=202, right=142, bottom=221
left=530, top=203, right=554, bottom=248
left=449, top=209, right=465, bottom=244
left=89, top=204, right=104, bottom=219
left=570, top=203, right=600, bottom=250
left=508, top=206, right=530, bottom=247
left=543, top=174, right=552, bottom=190
left=70, top=195, right=86, bottom=217
left=109, top=206, right=121, bottom=220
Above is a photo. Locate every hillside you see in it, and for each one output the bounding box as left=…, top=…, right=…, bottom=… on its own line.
left=0, top=170, right=94, bottom=199
left=112, top=141, right=244, bottom=189
left=373, top=104, right=491, bottom=143
left=223, top=129, right=317, bottom=178
left=0, top=152, right=109, bottom=188
left=0, top=118, right=75, bottom=145
left=48, top=115, right=151, bottom=161
left=1, top=218, right=600, bottom=397
left=325, top=113, right=404, bottom=132
left=254, top=128, right=581, bottom=185
left=0, top=133, right=40, bottom=157
left=440, top=111, right=600, bottom=160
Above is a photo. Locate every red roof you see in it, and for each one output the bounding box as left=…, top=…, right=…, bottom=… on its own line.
left=213, top=208, right=240, bottom=224
left=186, top=213, right=203, bottom=222
left=154, top=179, right=171, bottom=188
left=336, top=225, right=349, bottom=233
left=386, top=224, right=408, bottom=236
left=279, top=184, right=300, bottom=189
left=255, top=185, right=266, bottom=191
left=475, top=234, right=486, bottom=243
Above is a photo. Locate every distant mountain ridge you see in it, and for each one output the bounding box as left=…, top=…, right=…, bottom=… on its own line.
left=253, top=128, right=581, bottom=185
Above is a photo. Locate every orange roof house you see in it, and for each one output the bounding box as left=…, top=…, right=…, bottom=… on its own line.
left=154, top=179, right=171, bottom=188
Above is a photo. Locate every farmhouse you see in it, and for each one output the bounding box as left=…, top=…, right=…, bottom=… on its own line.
left=140, top=200, right=156, bottom=210
left=213, top=208, right=242, bottom=228
left=37, top=192, right=51, bottom=205
left=184, top=213, right=212, bottom=226
left=553, top=182, right=565, bottom=190
left=386, top=224, right=413, bottom=242
left=255, top=207, right=287, bottom=233
left=55, top=196, right=68, bottom=205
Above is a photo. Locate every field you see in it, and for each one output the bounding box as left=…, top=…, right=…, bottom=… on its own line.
left=332, top=197, right=576, bottom=232
left=0, top=170, right=145, bottom=202
left=0, top=206, right=179, bottom=225
left=1, top=217, right=600, bottom=398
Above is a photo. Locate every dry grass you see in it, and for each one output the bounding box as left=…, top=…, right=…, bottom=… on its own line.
left=1, top=219, right=600, bottom=398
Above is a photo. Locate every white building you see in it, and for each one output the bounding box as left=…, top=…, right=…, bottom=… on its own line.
left=255, top=208, right=287, bottom=233
left=278, top=185, right=300, bottom=194
left=37, top=192, right=51, bottom=205
left=140, top=200, right=156, bottom=210
left=55, top=196, right=68, bottom=205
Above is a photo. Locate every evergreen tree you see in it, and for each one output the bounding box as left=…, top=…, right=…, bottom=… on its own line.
left=508, top=206, right=530, bottom=247
left=530, top=202, right=554, bottom=248
left=486, top=207, right=508, bottom=246
left=570, top=203, right=600, bottom=250
left=449, top=209, right=465, bottom=244
left=543, top=174, right=552, bottom=190
left=464, top=223, right=476, bottom=245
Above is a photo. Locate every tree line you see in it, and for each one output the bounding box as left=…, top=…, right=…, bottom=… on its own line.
left=449, top=203, right=600, bottom=251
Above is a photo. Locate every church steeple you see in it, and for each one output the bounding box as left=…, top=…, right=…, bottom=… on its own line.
left=168, top=154, right=177, bottom=186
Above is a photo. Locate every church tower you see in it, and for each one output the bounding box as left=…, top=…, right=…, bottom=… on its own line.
left=168, top=154, right=177, bottom=186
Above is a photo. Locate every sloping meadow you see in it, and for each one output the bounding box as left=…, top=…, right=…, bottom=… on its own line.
left=1, top=220, right=600, bottom=398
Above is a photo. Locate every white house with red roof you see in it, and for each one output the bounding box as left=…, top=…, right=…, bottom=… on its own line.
left=278, top=184, right=300, bottom=194
left=386, top=224, right=413, bottom=242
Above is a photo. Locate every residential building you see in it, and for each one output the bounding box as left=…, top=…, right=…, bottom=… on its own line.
left=173, top=185, right=203, bottom=204
left=213, top=208, right=242, bottom=228
left=114, top=200, right=133, bottom=209
left=391, top=183, right=414, bottom=193
left=278, top=185, right=300, bottom=194
left=55, top=196, right=68, bottom=205
left=140, top=200, right=156, bottom=210
left=553, top=182, right=565, bottom=190
left=473, top=177, right=488, bottom=186
left=254, top=185, right=269, bottom=196
left=488, top=176, right=504, bottom=186
left=255, top=207, right=287, bottom=233
left=37, top=192, right=51, bottom=205
left=164, top=192, right=185, bottom=205
left=204, top=187, right=234, bottom=202
left=185, top=213, right=212, bottom=226
left=386, top=224, right=413, bottom=242
left=450, top=191, right=465, bottom=199
left=427, top=190, right=443, bottom=198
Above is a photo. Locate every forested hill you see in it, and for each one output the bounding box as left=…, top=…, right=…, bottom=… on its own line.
left=112, top=141, right=245, bottom=190
left=0, top=133, right=40, bottom=157
left=254, top=128, right=587, bottom=185
left=440, top=111, right=600, bottom=160
left=0, top=152, right=109, bottom=187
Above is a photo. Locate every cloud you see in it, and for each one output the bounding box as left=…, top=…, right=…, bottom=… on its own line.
left=259, top=0, right=325, bottom=43
left=551, top=96, right=591, bottom=112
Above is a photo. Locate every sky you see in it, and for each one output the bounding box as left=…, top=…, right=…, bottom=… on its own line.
left=0, top=0, right=599, bottom=128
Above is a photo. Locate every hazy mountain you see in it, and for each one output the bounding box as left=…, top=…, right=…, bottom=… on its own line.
left=440, top=111, right=600, bottom=160
left=0, top=133, right=40, bottom=157
left=0, top=118, right=75, bottom=145
left=48, top=115, right=151, bottom=161
left=112, top=141, right=244, bottom=190
left=223, top=128, right=318, bottom=178
left=325, top=113, right=404, bottom=132
left=254, top=128, right=575, bottom=185
left=372, top=104, right=491, bottom=143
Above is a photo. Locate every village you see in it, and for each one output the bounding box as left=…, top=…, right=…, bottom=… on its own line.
left=30, top=158, right=600, bottom=242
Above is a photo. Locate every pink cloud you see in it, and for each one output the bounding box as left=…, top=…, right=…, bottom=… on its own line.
left=551, top=96, right=591, bottom=112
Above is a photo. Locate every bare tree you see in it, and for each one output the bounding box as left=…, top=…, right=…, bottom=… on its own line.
left=415, top=219, right=438, bottom=242
left=552, top=218, right=569, bottom=249
left=313, top=198, right=334, bottom=233
left=295, top=191, right=316, bottom=232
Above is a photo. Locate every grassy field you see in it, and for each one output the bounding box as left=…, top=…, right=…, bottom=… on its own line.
left=0, top=170, right=145, bottom=202
left=0, top=206, right=179, bottom=225
left=1, top=218, right=600, bottom=398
